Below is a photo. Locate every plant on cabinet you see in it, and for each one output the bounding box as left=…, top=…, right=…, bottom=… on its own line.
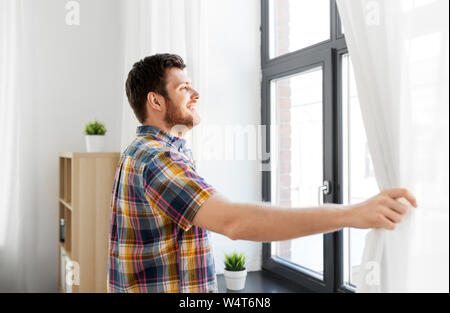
left=84, top=120, right=107, bottom=152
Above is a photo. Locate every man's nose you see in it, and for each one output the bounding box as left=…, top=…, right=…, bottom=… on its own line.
left=192, top=89, right=200, bottom=100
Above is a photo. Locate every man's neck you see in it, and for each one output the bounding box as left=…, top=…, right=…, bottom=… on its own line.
left=142, top=122, right=190, bottom=138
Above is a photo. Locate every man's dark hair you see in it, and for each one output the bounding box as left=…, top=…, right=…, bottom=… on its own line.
left=125, top=53, right=186, bottom=124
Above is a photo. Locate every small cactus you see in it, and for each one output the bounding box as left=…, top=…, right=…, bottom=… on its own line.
left=224, top=251, right=246, bottom=271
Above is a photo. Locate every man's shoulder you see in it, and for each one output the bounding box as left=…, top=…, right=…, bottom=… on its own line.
left=123, top=136, right=170, bottom=160
left=121, top=136, right=188, bottom=173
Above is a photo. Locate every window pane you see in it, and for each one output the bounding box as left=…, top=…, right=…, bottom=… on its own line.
left=269, top=0, right=330, bottom=59
left=338, top=11, right=345, bottom=35
left=270, top=67, right=324, bottom=278
left=341, top=54, right=379, bottom=287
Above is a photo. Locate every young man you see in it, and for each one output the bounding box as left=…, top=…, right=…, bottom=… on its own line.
left=107, top=53, right=417, bottom=293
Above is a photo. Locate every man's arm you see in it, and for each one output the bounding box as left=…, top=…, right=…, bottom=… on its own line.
left=192, top=188, right=417, bottom=242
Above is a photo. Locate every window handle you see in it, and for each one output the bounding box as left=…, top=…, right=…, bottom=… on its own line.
left=318, top=180, right=331, bottom=205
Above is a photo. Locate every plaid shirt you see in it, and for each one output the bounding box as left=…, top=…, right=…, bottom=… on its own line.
left=107, top=125, right=218, bottom=293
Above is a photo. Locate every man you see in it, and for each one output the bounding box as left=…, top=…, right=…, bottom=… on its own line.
left=107, top=53, right=417, bottom=293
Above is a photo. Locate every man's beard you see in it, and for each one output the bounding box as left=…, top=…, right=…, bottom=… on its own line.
left=164, top=96, right=197, bottom=130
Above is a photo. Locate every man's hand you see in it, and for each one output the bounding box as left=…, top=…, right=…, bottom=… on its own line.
left=346, top=188, right=418, bottom=230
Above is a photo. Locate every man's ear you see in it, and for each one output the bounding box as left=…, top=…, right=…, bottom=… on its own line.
left=147, top=92, right=164, bottom=112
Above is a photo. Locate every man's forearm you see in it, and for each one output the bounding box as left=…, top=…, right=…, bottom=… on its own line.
left=229, top=201, right=349, bottom=242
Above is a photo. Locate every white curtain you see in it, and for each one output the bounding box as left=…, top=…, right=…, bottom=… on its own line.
left=0, top=0, right=40, bottom=292
left=120, top=0, right=209, bottom=160
left=337, top=0, right=449, bottom=292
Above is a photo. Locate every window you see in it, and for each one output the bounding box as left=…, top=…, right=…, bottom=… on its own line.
left=269, top=0, right=331, bottom=59
left=270, top=68, right=324, bottom=278
left=341, top=53, right=379, bottom=287
left=261, top=0, right=370, bottom=292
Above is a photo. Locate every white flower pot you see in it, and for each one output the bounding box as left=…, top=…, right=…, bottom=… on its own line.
left=85, top=135, right=105, bottom=152
left=224, top=269, right=247, bottom=291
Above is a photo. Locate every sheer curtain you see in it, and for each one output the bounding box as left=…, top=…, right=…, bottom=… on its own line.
left=336, top=0, right=449, bottom=292
left=120, top=0, right=209, bottom=160
left=0, top=0, right=40, bottom=292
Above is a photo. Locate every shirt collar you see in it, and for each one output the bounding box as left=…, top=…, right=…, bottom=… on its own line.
left=137, top=125, right=187, bottom=151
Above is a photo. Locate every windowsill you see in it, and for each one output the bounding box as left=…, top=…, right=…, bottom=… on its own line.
left=216, top=270, right=312, bottom=293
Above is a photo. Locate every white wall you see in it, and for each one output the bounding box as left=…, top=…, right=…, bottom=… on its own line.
left=26, top=0, right=124, bottom=291
left=198, top=0, right=262, bottom=274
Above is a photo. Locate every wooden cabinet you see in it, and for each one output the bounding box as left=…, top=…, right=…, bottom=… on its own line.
left=58, top=152, right=120, bottom=293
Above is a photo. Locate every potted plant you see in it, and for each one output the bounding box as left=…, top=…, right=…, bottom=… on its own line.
left=84, top=120, right=107, bottom=152
left=223, top=251, right=247, bottom=291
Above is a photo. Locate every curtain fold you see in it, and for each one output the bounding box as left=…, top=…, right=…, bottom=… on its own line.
left=0, top=0, right=40, bottom=292
left=337, top=0, right=449, bottom=292
left=120, top=0, right=209, bottom=164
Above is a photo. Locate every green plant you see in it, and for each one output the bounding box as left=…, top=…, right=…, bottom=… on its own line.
left=84, top=120, right=107, bottom=135
left=224, top=251, right=246, bottom=271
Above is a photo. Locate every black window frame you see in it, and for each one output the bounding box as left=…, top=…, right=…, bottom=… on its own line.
left=260, top=0, right=355, bottom=293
